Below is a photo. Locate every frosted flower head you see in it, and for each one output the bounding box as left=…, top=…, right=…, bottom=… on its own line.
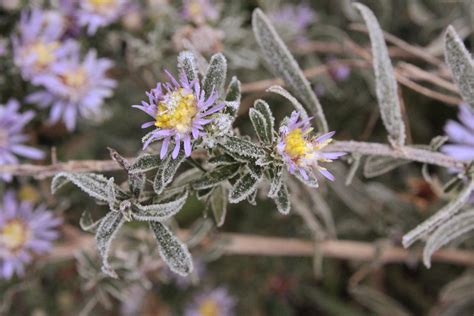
left=77, top=0, right=131, bottom=35
left=0, top=99, right=44, bottom=182
left=133, top=70, right=225, bottom=159
left=185, top=287, right=236, bottom=316
left=277, top=111, right=345, bottom=182
left=0, top=191, right=61, bottom=279
left=442, top=104, right=474, bottom=161
left=182, top=0, right=219, bottom=25
left=268, top=3, right=316, bottom=42
left=27, top=50, right=116, bottom=131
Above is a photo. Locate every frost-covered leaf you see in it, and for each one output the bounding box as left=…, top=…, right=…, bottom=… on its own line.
left=423, top=209, right=474, bottom=268
left=246, top=162, right=263, bottom=180
left=252, top=9, right=327, bottom=132
left=192, top=164, right=240, bottom=190
left=95, top=211, right=125, bottom=278
left=52, top=172, right=110, bottom=203
left=106, top=178, right=118, bottom=211
left=273, top=183, right=290, bottom=214
left=350, top=286, right=411, bottom=316
left=266, top=86, right=308, bottom=119
left=129, top=154, right=161, bottom=174
left=133, top=190, right=188, bottom=221
left=363, top=156, right=409, bottom=178
left=79, top=211, right=101, bottom=232
left=208, top=154, right=237, bottom=166
left=250, top=99, right=274, bottom=144
left=196, top=187, right=214, bottom=200
left=254, top=99, right=275, bottom=140
left=149, top=221, right=193, bottom=276
left=203, top=53, right=227, bottom=99
left=210, top=185, right=228, bottom=227
left=153, top=151, right=186, bottom=195
left=247, top=188, right=258, bottom=205
left=403, top=178, right=474, bottom=248
left=178, top=51, right=199, bottom=82
left=229, top=171, right=261, bottom=203
left=219, top=135, right=266, bottom=159
left=445, top=26, right=474, bottom=110
left=354, top=3, right=405, bottom=146
left=267, top=165, right=283, bottom=198
left=128, top=173, right=145, bottom=198
left=224, top=76, right=241, bottom=116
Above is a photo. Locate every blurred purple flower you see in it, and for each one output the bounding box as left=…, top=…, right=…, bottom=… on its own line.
left=133, top=70, right=224, bottom=158
left=268, top=3, right=316, bottom=42
left=277, top=111, right=345, bottom=183
left=182, top=0, right=219, bottom=25
left=0, top=190, right=61, bottom=279
left=77, top=0, right=131, bottom=35
left=185, top=287, right=236, bottom=316
left=0, top=99, right=44, bottom=182
left=27, top=50, right=116, bottom=131
left=327, top=58, right=351, bottom=82
left=442, top=104, right=474, bottom=161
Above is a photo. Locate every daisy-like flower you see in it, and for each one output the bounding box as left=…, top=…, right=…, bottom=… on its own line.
left=13, top=9, right=78, bottom=81
left=0, top=191, right=61, bottom=279
left=27, top=50, right=116, bottom=131
left=442, top=104, right=474, bottom=161
left=185, top=287, right=236, bottom=316
left=0, top=99, right=44, bottom=182
left=182, top=0, right=219, bottom=25
left=277, top=111, right=345, bottom=183
left=133, top=70, right=225, bottom=159
left=77, top=0, right=130, bottom=35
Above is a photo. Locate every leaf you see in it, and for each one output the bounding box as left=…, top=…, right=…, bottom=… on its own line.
left=219, top=135, right=266, bottom=159
left=224, top=76, right=241, bottom=116
left=246, top=162, right=263, bottom=180
left=350, top=285, right=411, bottom=316
left=273, top=183, right=290, bottom=214
left=266, top=86, right=308, bottom=119
left=52, top=172, right=110, bottom=203
left=250, top=100, right=274, bottom=144
left=149, top=221, right=193, bottom=276
left=423, top=209, right=474, bottom=268
left=177, top=51, right=198, bottom=82
left=210, top=185, right=228, bottom=227
left=267, top=166, right=283, bottom=198
left=203, top=53, right=227, bottom=99
left=363, top=155, right=409, bottom=178
left=354, top=3, right=406, bottom=146
left=95, top=211, right=125, bottom=278
left=128, top=173, right=145, bottom=198
left=192, top=164, right=240, bottom=190
left=254, top=99, right=275, bottom=141
left=106, top=178, right=118, bottom=211
left=208, top=154, right=237, bottom=166
left=229, top=172, right=262, bottom=203
left=129, top=154, right=161, bottom=174
left=79, top=211, right=101, bottom=232
left=252, top=9, right=327, bottom=132
left=445, top=26, right=474, bottom=110
left=196, top=187, right=214, bottom=200
left=403, top=178, right=474, bottom=248
left=133, top=190, right=188, bottom=221
left=153, top=151, right=186, bottom=195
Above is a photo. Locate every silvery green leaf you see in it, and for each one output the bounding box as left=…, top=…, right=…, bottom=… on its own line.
left=128, top=173, right=145, bottom=198
left=224, top=76, right=241, bottom=117
left=403, top=178, right=474, bottom=248
left=196, top=187, right=214, bottom=200
left=153, top=151, right=186, bottom=195
left=229, top=171, right=261, bottom=203
left=203, top=53, right=227, bottom=99
left=192, top=164, right=240, bottom=190
left=254, top=99, right=275, bottom=141
left=107, top=147, right=130, bottom=170
left=350, top=286, right=411, bottom=316
left=208, top=154, right=237, bottom=166
left=423, top=209, right=474, bottom=268
left=354, top=3, right=406, bottom=146
left=252, top=9, right=328, bottom=132
left=267, top=166, right=283, bottom=198
left=133, top=190, right=188, bottom=221
left=247, top=188, right=258, bottom=206
left=149, top=221, right=193, bottom=276
left=178, top=51, right=198, bottom=82
left=106, top=178, right=118, bottom=211
left=52, top=172, right=110, bottom=202
left=266, top=86, right=308, bottom=119
left=274, top=183, right=290, bottom=214
left=363, top=156, right=409, bottom=178
left=79, top=211, right=101, bottom=232
left=246, top=162, right=263, bottom=180
left=445, top=26, right=474, bottom=109
left=210, top=185, right=228, bottom=227
left=249, top=108, right=269, bottom=144
left=95, top=211, right=125, bottom=278
left=129, top=154, right=161, bottom=174
left=219, top=135, right=266, bottom=159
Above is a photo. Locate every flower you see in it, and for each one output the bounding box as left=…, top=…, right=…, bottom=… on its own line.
left=77, top=0, right=131, bottom=35
left=185, top=287, right=236, bottom=316
left=0, top=191, right=61, bottom=279
left=12, top=9, right=78, bottom=80
left=182, top=0, right=219, bottom=25
left=0, top=99, right=44, bottom=182
left=268, top=3, right=316, bottom=43
left=442, top=104, right=474, bottom=161
left=277, top=111, right=345, bottom=183
left=133, top=70, right=224, bottom=158
left=27, top=50, right=116, bottom=131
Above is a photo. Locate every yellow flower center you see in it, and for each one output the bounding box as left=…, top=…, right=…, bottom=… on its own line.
left=29, top=41, right=59, bottom=70
left=18, top=185, right=40, bottom=203
left=62, top=67, right=87, bottom=88
left=189, top=1, right=203, bottom=17
left=0, top=220, right=30, bottom=252
left=284, top=128, right=311, bottom=160
left=155, top=89, right=197, bottom=133
left=87, top=0, right=116, bottom=9
left=199, top=299, right=220, bottom=316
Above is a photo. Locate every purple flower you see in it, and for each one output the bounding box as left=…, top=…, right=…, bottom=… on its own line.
left=277, top=111, right=345, bottom=183
left=0, top=99, right=44, bottom=182
left=268, top=3, right=316, bottom=42
left=185, top=287, right=236, bottom=316
left=27, top=50, right=116, bottom=131
left=0, top=190, right=61, bottom=279
left=133, top=70, right=224, bottom=158
left=12, top=9, right=78, bottom=81
left=442, top=104, right=474, bottom=161
left=77, top=0, right=131, bottom=35
left=182, top=0, right=219, bottom=25
left=327, top=58, right=351, bottom=82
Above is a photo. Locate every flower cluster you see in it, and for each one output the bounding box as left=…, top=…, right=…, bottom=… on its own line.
left=442, top=104, right=474, bottom=161
left=277, top=111, right=345, bottom=182
left=75, top=0, right=131, bottom=35
left=185, top=287, right=236, bottom=316
left=0, top=191, right=61, bottom=279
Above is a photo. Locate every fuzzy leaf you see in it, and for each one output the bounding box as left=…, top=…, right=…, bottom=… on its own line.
left=363, top=156, right=410, bottom=178
left=129, top=154, right=161, bottom=174
left=95, top=211, right=125, bottom=278
left=274, top=183, right=290, bottom=214
left=252, top=9, right=327, bottom=132
left=354, top=3, right=406, bottom=146
left=225, top=76, right=241, bottom=116
left=219, top=135, right=266, bottom=159
left=79, top=211, right=101, bottom=232
left=192, top=164, right=240, bottom=190
left=229, top=172, right=261, bottom=203
left=178, top=51, right=199, bottom=82
left=267, top=166, right=284, bottom=198
left=254, top=99, right=275, bottom=141
left=203, top=53, right=227, bottom=99
left=129, top=173, right=145, bottom=198
left=153, top=151, right=186, bottom=195
left=196, top=187, right=214, bottom=200
left=106, top=178, right=118, bottom=211
left=210, top=185, right=228, bottom=227
left=208, top=154, right=237, bottom=166
left=149, top=221, right=193, bottom=276
left=52, top=172, right=110, bottom=202
left=249, top=108, right=269, bottom=144
left=247, top=162, right=263, bottom=180
left=133, top=190, right=188, bottom=221
left=266, top=86, right=308, bottom=119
